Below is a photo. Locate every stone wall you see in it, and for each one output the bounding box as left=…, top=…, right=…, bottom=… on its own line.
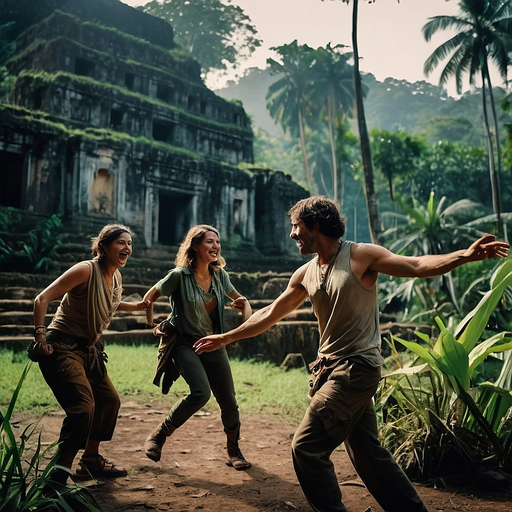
left=0, top=0, right=308, bottom=255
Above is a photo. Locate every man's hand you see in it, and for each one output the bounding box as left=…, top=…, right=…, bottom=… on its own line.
left=461, top=234, right=510, bottom=261
left=194, top=334, right=227, bottom=354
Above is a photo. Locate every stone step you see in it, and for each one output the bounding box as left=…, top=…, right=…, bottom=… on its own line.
left=0, top=320, right=321, bottom=368
left=0, top=299, right=59, bottom=313
left=0, top=303, right=315, bottom=335
left=0, top=271, right=295, bottom=300
left=0, top=285, right=154, bottom=303
left=0, top=311, right=55, bottom=328
left=0, top=273, right=57, bottom=289
left=0, top=297, right=312, bottom=323
left=0, top=287, right=42, bottom=300
left=0, top=311, right=161, bottom=334
left=225, top=320, right=320, bottom=366
left=0, top=328, right=156, bottom=351
left=0, top=265, right=317, bottom=368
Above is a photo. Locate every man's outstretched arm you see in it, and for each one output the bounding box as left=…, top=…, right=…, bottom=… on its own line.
left=354, top=234, right=509, bottom=280
left=194, top=265, right=309, bottom=354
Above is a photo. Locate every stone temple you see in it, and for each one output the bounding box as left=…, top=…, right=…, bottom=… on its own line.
left=0, top=0, right=307, bottom=255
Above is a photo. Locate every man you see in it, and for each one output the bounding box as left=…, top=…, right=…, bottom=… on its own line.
left=194, top=196, right=509, bottom=512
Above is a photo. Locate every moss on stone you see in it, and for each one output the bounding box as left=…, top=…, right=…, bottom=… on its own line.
left=14, top=70, right=251, bottom=136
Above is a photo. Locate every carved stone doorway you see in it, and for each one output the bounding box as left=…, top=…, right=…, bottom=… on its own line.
left=0, top=151, right=24, bottom=208
left=90, top=168, right=114, bottom=215
left=158, top=190, right=193, bottom=246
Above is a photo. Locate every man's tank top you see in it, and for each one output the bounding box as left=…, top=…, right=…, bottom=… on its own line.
left=301, top=240, right=383, bottom=366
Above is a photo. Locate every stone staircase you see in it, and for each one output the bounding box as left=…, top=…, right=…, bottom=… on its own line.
left=0, top=236, right=320, bottom=365
left=0, top=223, right=431, bottom=365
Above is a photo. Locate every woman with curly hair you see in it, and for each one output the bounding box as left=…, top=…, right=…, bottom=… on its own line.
left=32, top=223, right=148, bottom=485
left=142, top=224, right=252, bottom=470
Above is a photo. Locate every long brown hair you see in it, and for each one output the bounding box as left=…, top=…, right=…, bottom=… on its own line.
left=91, top=224, right=132, bottom=262
left=175, top=224, right=226, bottom=271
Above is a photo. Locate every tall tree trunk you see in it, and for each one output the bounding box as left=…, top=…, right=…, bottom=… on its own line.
left=351, top=0, right=379, bottom=243
left=480, top=67, right=502, bottom=234
left=387, top=170, right=394, bottom=202
left=327, top=95, right=338, bottom=202
left=339, top=157, right=345, bottom=212
left=298, top=106, right=312, bottom=190
left=484, top=68, right=503, bottom=235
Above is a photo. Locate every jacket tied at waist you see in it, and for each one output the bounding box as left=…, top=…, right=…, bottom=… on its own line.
left=152, top=320, right=180, bottom=394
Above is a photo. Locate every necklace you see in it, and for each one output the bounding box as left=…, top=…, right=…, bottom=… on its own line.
left=317, top=242, right=342, bottom=290
left=195, top=269, right=211, bottom=281
left=194, top=267, right=214, bottom=302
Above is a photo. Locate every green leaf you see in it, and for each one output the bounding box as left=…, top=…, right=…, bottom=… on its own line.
left=383, top=363, right=429, bottom=378
left=469, top=333, right=512, bottom=375
left=474, top=382, right=512, bottom=432
left=456, top=268, right=512, bottom=352
left=394, top=337, right=438, bottom=367
left=490, top=257, right=512, bottom=289
left=435, top=326, right=470, bottom=391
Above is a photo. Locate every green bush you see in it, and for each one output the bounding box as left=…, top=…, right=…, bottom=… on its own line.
left=0, top=209, right=63, bottom=273
left=22, top=214, right=63, bottom=273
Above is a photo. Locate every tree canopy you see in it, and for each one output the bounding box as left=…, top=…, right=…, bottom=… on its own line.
left=139, top=0, right=261, bottom=77
left=423, top=0, right=512, bottom=231
left=266, top=40, right=316, bottom=189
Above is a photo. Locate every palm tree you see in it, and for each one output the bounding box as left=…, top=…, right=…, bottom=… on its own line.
left=309, top=44, right=355, bottom=203
left=307, top=127, right=333, bottom=196
left=337, top=0, right=380, bottom=243
left=422, top=0, right=512, bottom=234
left=381, top=191, right=512, bottom=317
left=266, top=41, right=315, bottom=190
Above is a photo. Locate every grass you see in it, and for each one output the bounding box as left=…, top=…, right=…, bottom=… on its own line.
left=0, top=345, right=311, bottom=424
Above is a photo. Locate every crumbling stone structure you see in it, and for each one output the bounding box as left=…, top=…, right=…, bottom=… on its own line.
left=0, top=0, right=307, bottom=252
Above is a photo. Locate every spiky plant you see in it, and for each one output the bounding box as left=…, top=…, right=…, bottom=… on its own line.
left=0, top=362, right=101, bottom=511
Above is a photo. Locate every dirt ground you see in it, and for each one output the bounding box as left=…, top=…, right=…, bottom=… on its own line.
left=12, top=401, right=512, bottom=512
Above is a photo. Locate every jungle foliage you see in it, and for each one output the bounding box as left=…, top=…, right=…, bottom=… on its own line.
left=0, top=362, right=101, bottom=511
left=378, top=191, right=512, bottom=328
left=377, top=258, right=512, bottom=480
left=0, top=209, right=63, bottom=273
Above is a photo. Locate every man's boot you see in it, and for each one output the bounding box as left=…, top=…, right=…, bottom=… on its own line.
left=144, top=420, right=175, bottom=462
left=225, top=425, right=251, bottom=470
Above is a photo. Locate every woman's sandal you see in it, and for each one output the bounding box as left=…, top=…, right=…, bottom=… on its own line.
left=75, top=454, right=127, bottom=478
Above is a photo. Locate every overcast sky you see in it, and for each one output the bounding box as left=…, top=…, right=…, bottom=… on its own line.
left=121, top=0, right=466, bottom=93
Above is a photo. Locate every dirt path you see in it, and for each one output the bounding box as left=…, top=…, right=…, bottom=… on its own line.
left=13, top=401, right=512, bottom=512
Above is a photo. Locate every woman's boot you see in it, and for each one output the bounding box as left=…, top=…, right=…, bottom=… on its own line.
left=225, top=425, right=251, bottom=470
left=144, top=420, right=175, bottom=462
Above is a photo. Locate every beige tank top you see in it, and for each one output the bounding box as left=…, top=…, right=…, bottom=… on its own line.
left=301, top=241, right=383, bottom=366
left=48, top=259, right=122, bottom=344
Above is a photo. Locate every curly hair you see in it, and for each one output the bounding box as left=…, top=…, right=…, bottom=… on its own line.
left=91, top=224, right=132, bottom=262
left=288, top=196, right=346, bottom=239
left=175, top=224, right=226, bottom=271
